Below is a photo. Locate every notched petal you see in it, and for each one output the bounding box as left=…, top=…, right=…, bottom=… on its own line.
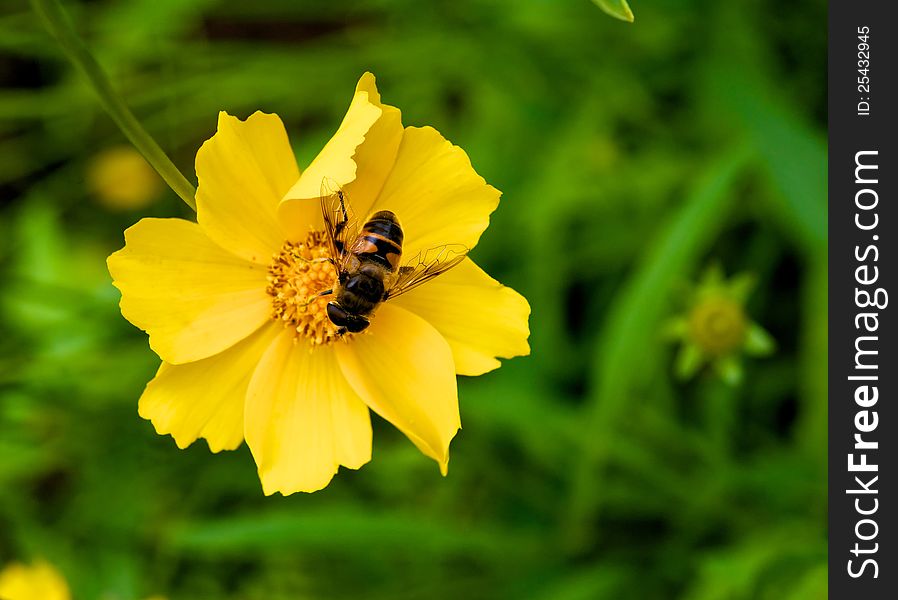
left=393, top=258, right=530, bottom=376
left=196, top=111, right=299, bottom=262
left=107, top=218, right=271, bottom=364
left=245, top=332, right=372, bottom=495
left=369, top=126, right=501, bottom=259
left=139, top=323, right=281, bottom=452
left=336, top=304, right=460, bottom=472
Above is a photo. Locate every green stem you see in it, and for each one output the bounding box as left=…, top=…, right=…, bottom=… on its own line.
left=30, top=0, right=197, bottom=211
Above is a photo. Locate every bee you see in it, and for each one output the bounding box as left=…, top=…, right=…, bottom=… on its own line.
left=312, top=180, right=468, bottom=334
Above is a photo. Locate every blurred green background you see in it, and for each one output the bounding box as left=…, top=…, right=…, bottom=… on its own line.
left=0, top=0, right=827, bottom=598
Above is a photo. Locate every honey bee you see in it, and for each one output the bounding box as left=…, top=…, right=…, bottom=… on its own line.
left=312, top=180, right=468, bottom=334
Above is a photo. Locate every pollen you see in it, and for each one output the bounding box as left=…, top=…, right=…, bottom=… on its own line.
left=266, top=232, right=342, bottom=346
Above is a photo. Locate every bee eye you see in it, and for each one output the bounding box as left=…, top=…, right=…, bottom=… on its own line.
left=326, top=302, right=369, bottom=333
left=326, top=302, right=350, bottom=326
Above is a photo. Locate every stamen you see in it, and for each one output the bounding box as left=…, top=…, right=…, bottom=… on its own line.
left=267, top=232, right=343, bottom=346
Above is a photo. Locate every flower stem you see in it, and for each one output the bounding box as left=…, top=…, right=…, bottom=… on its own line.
left=29, top=0, right=198, bottom=212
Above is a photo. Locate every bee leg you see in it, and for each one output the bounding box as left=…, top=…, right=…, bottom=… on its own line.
left=299, top=288, right=333, bottom=307
left=296, top=256, right=332, bottom=265
left=336, top=326, right=347, bottom=336
left=336, top=190, right=349, bottom=222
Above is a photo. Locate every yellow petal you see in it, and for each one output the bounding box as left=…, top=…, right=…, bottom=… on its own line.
left=342, top=72, right=404, bottom=219
left=335, top=304, right=460, bottom=473
left=196, top=111, right=298, bottom=263
left=245, top=330, right=372, bottom=495
left=368, top=126, right=501, bottom=260
left=393, top=259, right=530, bottom=376
left=0, top=561, right=71, bottom=600
left=107, top=218, right=272, bottom=364
left=139, top=322, right=281, bottom=452
left=279, top=74, right=386, bottom=240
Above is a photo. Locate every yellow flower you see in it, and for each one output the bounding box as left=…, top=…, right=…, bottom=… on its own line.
left=107, top=73, right=530, bottom=495
left=0, top=561, right=71, bottom=600
left=667, top=265, right=774, bottom=385
left=87, top=145, right=163, bottom=210
left=0, top=561, right=166, bottom=600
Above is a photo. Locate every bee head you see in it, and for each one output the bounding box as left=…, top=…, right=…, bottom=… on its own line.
left=326, top=301, right=370, bottom=333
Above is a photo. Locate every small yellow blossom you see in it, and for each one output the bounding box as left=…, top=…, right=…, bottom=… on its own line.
left=0, top=561, right=166, bottom=600
left=667, top=265, right=774, bottom=385
left=0, top=561, right=71, bottom=600
left=107, top=73, right=531, bottom=494
left=88, top=145, right=163, bottom=210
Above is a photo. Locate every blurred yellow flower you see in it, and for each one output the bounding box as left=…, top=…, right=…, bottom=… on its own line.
left=87, top=145, right=163, bottom=210
left=0, top=560, right=167, bottom=600
left=0, top=561, right=70, bottom=600
left=667, top=265, right=774, bottom=385
left=107, top=73, right=530, bottom=495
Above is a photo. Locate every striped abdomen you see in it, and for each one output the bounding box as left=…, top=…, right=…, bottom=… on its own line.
left=350, top=210, right=404, bottom=271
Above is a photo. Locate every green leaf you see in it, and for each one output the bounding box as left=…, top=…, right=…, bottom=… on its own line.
left=744, top=323, right=776, bottom=356
left=715, top=356, right=743, bottom=386
left=675, top=343, right=704, bottom=380
left=592, top=0, right=635, bottom=23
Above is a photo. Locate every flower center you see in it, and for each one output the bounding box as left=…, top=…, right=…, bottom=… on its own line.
left=267, top=232, right=342, bottom=346
left=687, top=295, right=747, bottom=356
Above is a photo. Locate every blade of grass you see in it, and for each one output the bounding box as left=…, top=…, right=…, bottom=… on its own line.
left=166, top=506, right=540, bottom=561
left=563, top=145, right=754, bottom=551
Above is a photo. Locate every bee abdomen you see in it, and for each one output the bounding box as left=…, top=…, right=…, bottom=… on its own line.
left=355, top=211, right=403, bottom=271
left=364, top=211, right=404, bottom=246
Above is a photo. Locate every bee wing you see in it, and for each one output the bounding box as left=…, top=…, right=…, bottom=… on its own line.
left=320, top=178, right=359, bottom=270
left=385, top=244, right=469, bottom=300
